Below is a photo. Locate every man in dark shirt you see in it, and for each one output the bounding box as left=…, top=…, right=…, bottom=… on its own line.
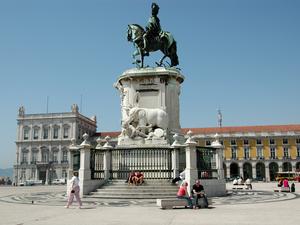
left=192, top=180, right=208, bottom=208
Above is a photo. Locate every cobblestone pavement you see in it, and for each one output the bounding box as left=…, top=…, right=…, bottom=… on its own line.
left=0, top=184, right=297, bottom=208
left=1, top=183, right=299, bottom=225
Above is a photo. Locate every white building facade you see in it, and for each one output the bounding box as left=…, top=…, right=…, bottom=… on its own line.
left=14, top=104, right=97, bottom=185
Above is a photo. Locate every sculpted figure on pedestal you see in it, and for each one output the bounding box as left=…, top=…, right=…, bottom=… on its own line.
left=120, top=106, right=168, bottom=140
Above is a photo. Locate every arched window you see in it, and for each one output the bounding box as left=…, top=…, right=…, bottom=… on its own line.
left=282, top=162, right=292, bottom=172
left=243, top=162, right=252, bottom=179
left=256, top=162, right=265, bottom=180
left=230, top=163, right=239, bottom=178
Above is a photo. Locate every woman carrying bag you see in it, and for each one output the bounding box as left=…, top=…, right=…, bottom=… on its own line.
left=65, top=172, right=82, bottom=208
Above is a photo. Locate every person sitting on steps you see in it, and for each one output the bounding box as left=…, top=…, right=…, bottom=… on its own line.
left=134, top=171, right=144, bottom=185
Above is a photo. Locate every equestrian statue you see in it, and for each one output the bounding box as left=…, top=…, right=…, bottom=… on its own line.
left=127, top=3, right=179, bottom=68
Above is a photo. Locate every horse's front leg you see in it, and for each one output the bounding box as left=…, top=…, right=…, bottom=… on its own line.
left=137, top=46, right=144, bottom=68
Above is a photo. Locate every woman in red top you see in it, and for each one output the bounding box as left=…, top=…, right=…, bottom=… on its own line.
left=176, top=181, right=193, bottom=208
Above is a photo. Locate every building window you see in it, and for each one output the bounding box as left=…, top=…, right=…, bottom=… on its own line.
left=52, top=151, right=58, bottom=162
left=297, top=147, right=300, bottom=157
left=31, top=151, right=38, bottom=163
left=243, top=139, right=249, bottom=146
left=62, top=170, right=67, bottom=179
left=296, top=138, right=300, bottom=144
left=256, top=139, right=262, bottom=145
left=269, top=139, right=275, bottom=145
left=283, top=138, right=288, bottom=145
left=21, top=169, right=26, bottom=181
left=33, top=128, right=39, bottom=139
left=42, top=151, right=49, bottom=162
left=21, top=152, right=28, bottom=163
left=63, top=127, right=69, bottom=138
left=230, top=140, right=236, bottom=146
left=23, top=128, right=29, bottom=140
left=256, top=147, right=263, bottom=158
left=283, top=147, right=289, bottom=158
left=270, top=147, right=276, bottom=159
left=53, top=127, right=59, bottom=139
left=205, top=140, right=211, bottom=146
left=31, top=168, right=36, bottom=179
left=43, top=127, right=49, bottom=139
left=244, top=147, right=250, bottom=159
left=62, top=151, right=68, bottom=162
left=231, top=147, right=237, bottom=159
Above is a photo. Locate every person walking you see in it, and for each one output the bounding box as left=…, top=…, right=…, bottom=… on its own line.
left=65, top=172, right=82, bottom=208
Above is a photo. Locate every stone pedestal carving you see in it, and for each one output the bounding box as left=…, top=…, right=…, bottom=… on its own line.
left=114, top=67, right=184, bottom=146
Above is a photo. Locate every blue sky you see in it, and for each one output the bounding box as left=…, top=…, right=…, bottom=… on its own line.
left=0, top=0, right=299, bottom=168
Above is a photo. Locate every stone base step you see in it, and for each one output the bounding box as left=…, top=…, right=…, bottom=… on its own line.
left=87, top=179, right=179, bottom=199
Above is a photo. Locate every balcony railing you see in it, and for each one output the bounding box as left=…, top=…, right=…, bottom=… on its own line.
left=283, top=156, right=291, bottom=160
left=256, top=156, right=265, bottom=160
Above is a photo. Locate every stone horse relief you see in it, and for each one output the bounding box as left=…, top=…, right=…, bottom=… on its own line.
left=119, top=106, right=168, bottom=142
left=127, top=3, right=179, bottom=68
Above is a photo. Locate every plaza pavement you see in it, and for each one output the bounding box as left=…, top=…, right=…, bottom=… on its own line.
left=0, top=182, right=299, bottom=225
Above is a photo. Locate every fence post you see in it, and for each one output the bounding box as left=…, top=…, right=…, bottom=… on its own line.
left=171, top=133, right=182, bottom=179
left=79, top=133, right=91, bottom=196
left=68, top=138, right=79, bottom=179
left=103, top=136, right=113, bottom=180
left=211, top=133, right=224, bottom=179
left=184, top=130, right=198, bottom=196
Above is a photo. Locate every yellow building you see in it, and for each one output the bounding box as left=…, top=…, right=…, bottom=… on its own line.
left=184, top=124, right=300, bottom=181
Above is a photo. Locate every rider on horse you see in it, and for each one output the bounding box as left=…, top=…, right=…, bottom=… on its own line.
left=143, top=3, right=161, bottom=55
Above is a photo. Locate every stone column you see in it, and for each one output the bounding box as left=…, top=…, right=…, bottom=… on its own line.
left=45, top=169, right=49, bottom=185
left=278, top=162, right=283, bottom=172
left=79, top=133, right=92, bottom=196
left=239, top=162, right=243, bottom=178
left=35, top=169, right=39, bottom=180
left=226, top=164, right=231, bottom=179
left=184, top=131, right=198, bottom=196
left=265, top=165, right=270, bottom=182
left=252, top=163, right=257, bottom=179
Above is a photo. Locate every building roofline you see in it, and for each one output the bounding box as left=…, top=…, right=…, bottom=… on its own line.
left=95, top=124, right=300, bottom=138
left=18, top=112, right=96, bottom=126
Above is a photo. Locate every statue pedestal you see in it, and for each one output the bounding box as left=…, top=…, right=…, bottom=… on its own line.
left=115, top=67, right=184, bottom=146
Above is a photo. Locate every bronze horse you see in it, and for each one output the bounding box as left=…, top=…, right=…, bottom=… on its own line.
left=127, top=24, right=179, bottom=68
